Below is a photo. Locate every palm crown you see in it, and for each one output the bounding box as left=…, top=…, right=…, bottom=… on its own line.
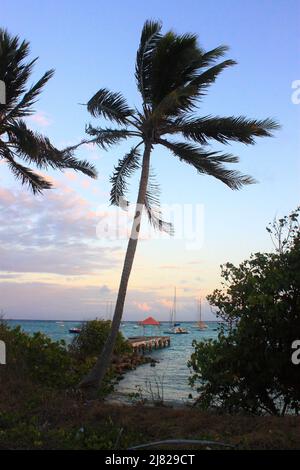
left=0, top=29, right=97, bottom=194
left=86, top=20, right=279, bottom=232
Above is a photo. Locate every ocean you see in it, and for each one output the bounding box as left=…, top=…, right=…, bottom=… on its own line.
left=6, top=319, right=219, bottom=404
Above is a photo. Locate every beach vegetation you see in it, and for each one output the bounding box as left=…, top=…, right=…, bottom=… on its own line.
left=189, top=208, right=300, bottom=415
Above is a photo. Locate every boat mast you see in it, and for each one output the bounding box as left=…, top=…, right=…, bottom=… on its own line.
left=173, top=287, right=177, bottom=326
left=199, top=297, right=202, bottom=322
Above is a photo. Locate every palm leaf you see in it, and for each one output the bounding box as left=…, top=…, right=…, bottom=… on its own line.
left=159, top=140, right=256, bottom=190
left=144, top=169, right=174, bottom=235
left=3, top=150, right=52, bottom=194
left=110, top=146, right=141, bottom=207
left=136, top=20, right=162, bottom=103
left=150, top=32, right=203, bottom=106
left=189, top=59, right=236, bottom=95
left=87, top=88, right=134, bottom=124
left=200, top=45, right=229, bottom=67
left=7, top=120, right=97, bottom=178
left=85, top=125, right=134, bottom=149
left=0, top=29, right=37, bottom=112
left=170, top=116, right=280, bottom=145
left=6, top=70, right=54, bottom=119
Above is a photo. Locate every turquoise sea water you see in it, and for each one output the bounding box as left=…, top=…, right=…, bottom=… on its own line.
left=6, top=320, right=219, bottom=404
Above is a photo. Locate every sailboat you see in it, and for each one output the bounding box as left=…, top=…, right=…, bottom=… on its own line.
left=193, top=297, right=208, bottom=330
left=163, top=288, right=189, bottom=334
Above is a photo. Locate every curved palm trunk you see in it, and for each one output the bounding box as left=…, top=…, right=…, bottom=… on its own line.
left=79, top=142, right=152, bottom=398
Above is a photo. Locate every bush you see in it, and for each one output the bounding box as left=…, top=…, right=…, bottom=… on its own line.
left=189, top=208, right=300, bottom=415
left=0, top=319, right=132, bottom=397
left=0, top=322, right=74, bottom=388
left=69, top=319, right=131, bottom=361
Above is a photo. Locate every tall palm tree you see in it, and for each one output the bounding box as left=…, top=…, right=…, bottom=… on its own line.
left=80, top=20, right=279, bottom=396
left=0, top=29, right=97, bottom=193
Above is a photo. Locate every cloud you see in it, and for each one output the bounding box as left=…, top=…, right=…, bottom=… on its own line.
left=0, top=273, right=19, bottom=279
left=0, top=186, right=122, bottom=276
left=159, top=299, right=173, bottom=309
left=134, top=302, right=151, bottom=312
left=27, top=111, right=52, bottom=127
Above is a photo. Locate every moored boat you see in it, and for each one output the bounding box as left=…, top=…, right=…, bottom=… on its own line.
left=69, top=327, right=81, bottom=334
left=163, top=288, right=189, bottom=334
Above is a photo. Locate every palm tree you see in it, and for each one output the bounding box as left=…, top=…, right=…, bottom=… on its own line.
left=80, top=20, right=279, bottom=396
left=0, top=29, right=97, bottom=193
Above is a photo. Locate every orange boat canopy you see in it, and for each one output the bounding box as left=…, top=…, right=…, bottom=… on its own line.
left=138, top=316, right=160, bottom=326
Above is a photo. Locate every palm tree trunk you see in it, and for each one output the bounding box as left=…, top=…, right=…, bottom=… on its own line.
left=79, top=141, right=152, bottom=397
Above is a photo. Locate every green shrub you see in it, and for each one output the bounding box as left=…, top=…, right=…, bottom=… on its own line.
left=0, top=319, right=132, bottom=395
left=0, top=322, right=76, bottom=388
left=69, top=319, right=131, bottom=361
left=189, top=208, right=300, bottom=415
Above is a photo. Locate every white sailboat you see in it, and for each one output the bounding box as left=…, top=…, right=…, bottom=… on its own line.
left=163, top=287, right=189, bottom=334
left=193, top=297, right=208, bottom=330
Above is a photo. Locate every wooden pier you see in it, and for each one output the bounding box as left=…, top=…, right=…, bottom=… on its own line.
left=128, top=336, right=170, bottom=353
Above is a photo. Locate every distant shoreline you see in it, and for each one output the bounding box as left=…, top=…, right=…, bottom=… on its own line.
left=5, top=319, right=221, bottom=323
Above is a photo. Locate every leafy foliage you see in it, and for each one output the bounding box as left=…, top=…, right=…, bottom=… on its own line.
left=144, top=170, right=174, bottom=234
left=109, top=146, right=141, bottom=207
left=69, top=319, right=131, bottom=361
left=188, top=209, right=300, bottom=415
left=0, top=322, right=73, bottom=388
left=158, top=139, right=256, bottom=189
left=0, top=29, right=97, bottom=193
left=87, top=88, right=134, bottom=124
left=0, top=319, right=130, bottom=391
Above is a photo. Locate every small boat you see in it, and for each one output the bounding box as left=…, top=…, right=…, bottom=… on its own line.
left=163, top=288, right=189, bottom=334
left=167, top=326, right=189, bottom=335
left=192, top=297, right=208, bottom=330
left=69, top=327, right=81, bottom=334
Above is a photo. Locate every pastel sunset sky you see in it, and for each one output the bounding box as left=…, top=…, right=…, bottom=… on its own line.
left=1, top=0, right=299, bottom=320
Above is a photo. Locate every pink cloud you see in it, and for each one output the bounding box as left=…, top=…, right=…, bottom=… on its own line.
left=0, top=188, right=15, bottom=204
left=81, top=180, right=91, bottom=189
left=159, top=299, right=173, bottom=309
left=65, top=171, right=78, bottom=182
left=27, top=111, right=52, bottom=127
left=135, top=302, right=151, bottom=312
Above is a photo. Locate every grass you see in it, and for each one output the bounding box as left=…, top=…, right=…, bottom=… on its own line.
left=0, top=378, right=299, bottom=450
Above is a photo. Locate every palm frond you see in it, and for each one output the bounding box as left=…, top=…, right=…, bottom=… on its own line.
left=85, top=125, right=134, bottom=149
left=7, top=120, right=97, bottom=178
left=144, top=169, right=174, bottom=234
left=200, top=45, right=229, bottom=67
left=189, top=59, right=236, bottom=96
left=3, top=150, right=52, bottom=194
left=150, top=31, right=204, bottom=106
left=159, top=139, right=256, bottom=190
left=59, top=151, right=98, bottom=179
left=87, top=88, right=134, bottom=124
left=169, top=116, right=280, bottom=145
left=7, top=70, right=54, bottom=119
left=136, top=20, right=162, bottom=103
left=110, top=146, right=141, bottom=207
left=0, top=29, right=97, bottom=192
left=0, top=29, right=37, bottom=112
left=150, top=85, right=198, bottom=121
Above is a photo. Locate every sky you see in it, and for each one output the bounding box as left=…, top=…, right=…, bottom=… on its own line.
left=0, top=0, right=299, bottom=321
